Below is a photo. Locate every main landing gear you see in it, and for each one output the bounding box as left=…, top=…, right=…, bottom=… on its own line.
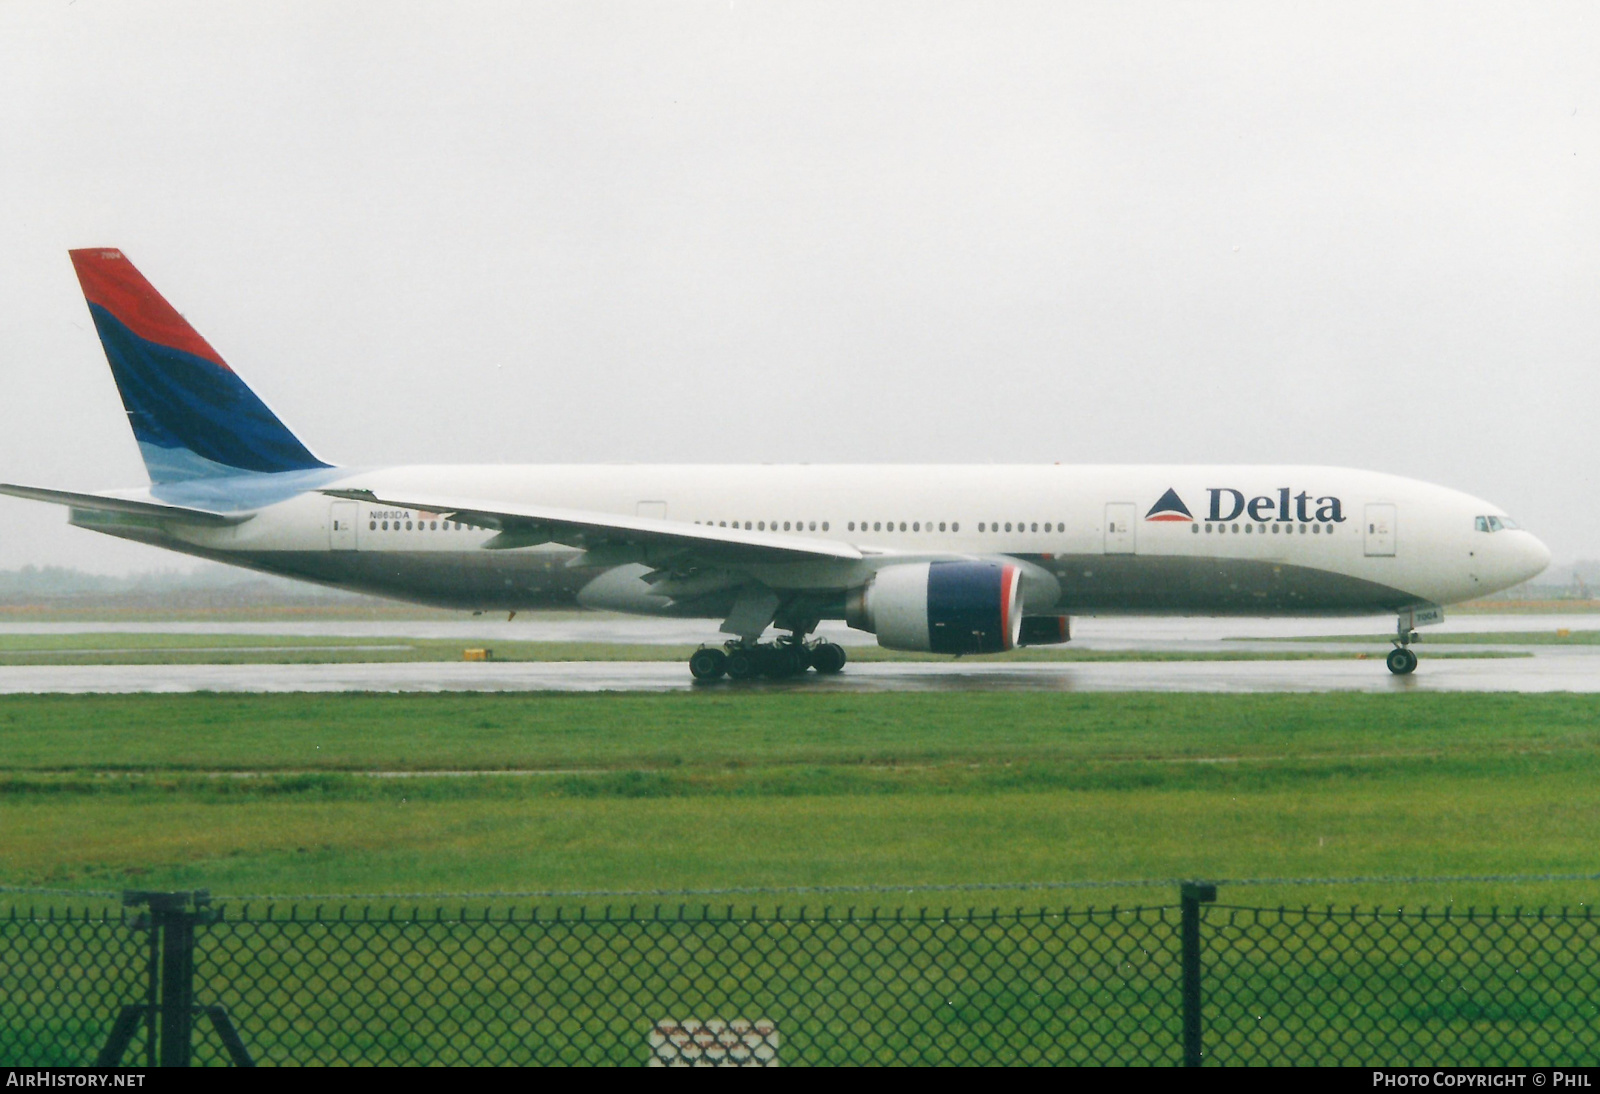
left=688, top=637, right=848, bottom=682
left=1387, top=618, right=1419, bottom=675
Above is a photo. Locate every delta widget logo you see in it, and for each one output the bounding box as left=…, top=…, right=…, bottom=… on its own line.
left=1145, top=488, right=1194, bottom=522
left=1146, top=486, right=1349, bottom=524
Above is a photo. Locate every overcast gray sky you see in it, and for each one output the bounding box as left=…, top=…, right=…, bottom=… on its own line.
left=1, top=0, right=1596, bottom=573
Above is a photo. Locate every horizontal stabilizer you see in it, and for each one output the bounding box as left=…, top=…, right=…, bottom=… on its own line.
left=0, top=483, right=253, bottom=526
left=322, top=489, right=863, bottom=564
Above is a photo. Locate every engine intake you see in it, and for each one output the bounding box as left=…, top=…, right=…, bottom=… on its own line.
left=846, top=561, right=1022, bottom=653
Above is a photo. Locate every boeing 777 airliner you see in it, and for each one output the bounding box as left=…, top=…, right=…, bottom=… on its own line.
left=2, top=249, right=1551, bottom=678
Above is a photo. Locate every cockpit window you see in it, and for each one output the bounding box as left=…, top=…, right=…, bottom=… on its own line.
left=1487, top=516, right=1503, bottom=532
left=1499, top=516, right=1520, bottom=530
left=1475, top=516, right=1489, bottom=532
left=1476, top=515, right=1520, bottom=532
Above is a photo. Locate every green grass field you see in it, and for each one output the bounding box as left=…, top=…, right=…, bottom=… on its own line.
left=1, top=692, right=1596, bottom=913
left=4, top=690, right=1599, bottom=1067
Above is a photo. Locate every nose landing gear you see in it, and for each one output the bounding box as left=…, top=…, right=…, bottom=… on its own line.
left=1386, top=646, right=1418, bottom=675
left=1386, top=618, right=1420, bottom=675
left=688, top=636, right=848, bottom=682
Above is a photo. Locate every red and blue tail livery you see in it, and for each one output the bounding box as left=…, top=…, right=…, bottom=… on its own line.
left=68, top=248, right=328, bottom=483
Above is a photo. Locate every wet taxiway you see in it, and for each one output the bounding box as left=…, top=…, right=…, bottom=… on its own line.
left=0, top=614, right=1591, bottom=693
left=0, top=648, right=1594, bottom=694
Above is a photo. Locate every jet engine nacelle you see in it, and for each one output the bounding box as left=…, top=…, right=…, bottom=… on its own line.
left=846, top=561, right=1022, bottom=653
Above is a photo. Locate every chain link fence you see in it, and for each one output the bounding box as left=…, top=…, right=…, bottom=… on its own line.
left=2, top=886, right=1597, bottom=1066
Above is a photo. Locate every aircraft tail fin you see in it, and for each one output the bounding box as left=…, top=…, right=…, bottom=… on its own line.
left=67, top=248, right=331, bottom=484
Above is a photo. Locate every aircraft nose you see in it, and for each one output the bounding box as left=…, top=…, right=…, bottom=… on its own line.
left=1517, top=532, right=1552, bottom=583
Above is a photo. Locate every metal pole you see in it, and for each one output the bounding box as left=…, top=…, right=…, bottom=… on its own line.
left=122, top=891, right=210, bottom=1067
left=1179, top=881, right=1217, bottom=1067
left=156, top=897, right=196, bottom=1067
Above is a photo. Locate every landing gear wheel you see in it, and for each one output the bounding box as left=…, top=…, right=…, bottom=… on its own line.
left=764, top=644, right=807, bottom=679
left=725, top=648, right=761, bottom=681
left=688, top=647, right=727, bottom=681
left=810, top=642, right=847, bottom=675
left=1386, top=647, right=1418, bottom=675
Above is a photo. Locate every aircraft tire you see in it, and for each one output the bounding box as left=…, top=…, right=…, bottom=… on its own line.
left=810, top=642, right=847, bottom=675
left=764, top=645, right=807, bottom=679
left=1386, top=648, right=1418, bottom=675
left=689, top=648, right=727, bottom=681
left=725, top=648, right=761, bottom=681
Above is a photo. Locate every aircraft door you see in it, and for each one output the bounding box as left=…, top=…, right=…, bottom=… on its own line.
left=1104, top=503, right=1136, bottom=555
left=329, top=500, right=358, bottom=551
left=1364, top=503, right=1396, bottom=557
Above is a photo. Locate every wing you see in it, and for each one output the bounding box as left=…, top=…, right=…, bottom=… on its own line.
left=321, top=488, right=864, bottom=565
left=0, top=483, right=253, bottom=527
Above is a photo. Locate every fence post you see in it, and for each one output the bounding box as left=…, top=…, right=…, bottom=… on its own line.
left=1179, top=881, right=1217, bottom=1067
left=126, top=890, right=213, bottom=1067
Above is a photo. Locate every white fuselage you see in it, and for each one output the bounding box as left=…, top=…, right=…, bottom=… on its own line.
left=85, top=464, right=1550, bottom=625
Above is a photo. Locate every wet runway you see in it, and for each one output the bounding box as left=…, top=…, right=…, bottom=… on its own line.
left=0, top=614, right=1592, bottom=694
left=0, top=647, right=1595, bottom=694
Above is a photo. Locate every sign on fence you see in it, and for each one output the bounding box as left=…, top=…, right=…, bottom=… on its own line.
left=649, top=1019, right=780, bottom=1067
